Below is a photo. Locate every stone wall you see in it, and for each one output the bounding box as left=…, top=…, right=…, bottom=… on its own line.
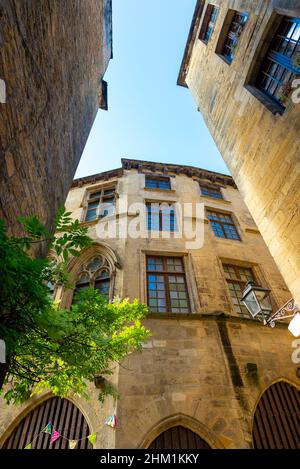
left=116, top=316, right=298, bottom=449
left=180, top=0, right=300, bottom=306
left=0, top=0, right=112, bottom=237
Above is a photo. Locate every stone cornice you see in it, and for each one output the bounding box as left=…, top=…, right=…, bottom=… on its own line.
left=71, top=167, right=123, bottom=188
left=122, top=158, right=236, bottom=188
left=71, top=159, right=236, bottom=189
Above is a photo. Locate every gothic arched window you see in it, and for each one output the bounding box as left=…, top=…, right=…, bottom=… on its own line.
left=72, top=256, right=112, bottom=304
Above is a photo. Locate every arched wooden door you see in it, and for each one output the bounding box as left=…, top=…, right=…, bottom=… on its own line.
left=253, top=381, right=300, bottom=449
left=3, top=397, right=92, bottom=449
left=148, top=426, right=211, bottom=449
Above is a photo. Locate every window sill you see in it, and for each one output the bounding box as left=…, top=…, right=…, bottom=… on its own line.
left=216, top=53, right=232, bottom=66
left=245, top=228, right=260, bottom=235
left=212, top=235, right=242, bottom=243
left=80, top=214, right=116, bottom=226
left=200, top=195, right=231, bottom=205
left=144, top=187, right=175, bottom=193
left=80, top=219, right=99, bottom=227
left=199, top=38, right=209, bottom=46
left=244, top=84, right=285, bottom=116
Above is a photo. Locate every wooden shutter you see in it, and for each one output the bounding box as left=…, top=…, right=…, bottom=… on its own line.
left=148, top=425, right=211, bottom=449
left=253, top=381, right=300, bottom=449
left=3, top=397, right=92, bottom=449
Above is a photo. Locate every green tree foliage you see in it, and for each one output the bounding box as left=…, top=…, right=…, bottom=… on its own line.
left=0, top=209, right=150, bottom=404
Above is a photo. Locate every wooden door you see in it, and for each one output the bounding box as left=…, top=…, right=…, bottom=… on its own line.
left=148, top=425, right=211, bottom=449
left=3, top=397, right=92, bottom=449
left=253, top=381, right=300, bottom=449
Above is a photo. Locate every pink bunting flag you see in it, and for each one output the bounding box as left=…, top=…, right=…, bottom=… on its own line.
left=50, top=429, right=61, bottom=444
left=105, top=415, right=117, bottom=428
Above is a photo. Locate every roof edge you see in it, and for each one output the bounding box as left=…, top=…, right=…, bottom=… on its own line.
left=177, top=0, right=205, bottom=87
left=71, top=158, right=235, bottom=190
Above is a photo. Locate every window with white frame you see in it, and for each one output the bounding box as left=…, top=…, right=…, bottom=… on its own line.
left=85, top=187, right=116, bottom=222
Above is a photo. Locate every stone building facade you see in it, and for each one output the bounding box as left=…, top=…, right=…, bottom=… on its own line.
left=0, top=0, right=112, bottom=237
left=0, top=159, right=299, bottom=449
left=178, top=1, right=300, bottom=309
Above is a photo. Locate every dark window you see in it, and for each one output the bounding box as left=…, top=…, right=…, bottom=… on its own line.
left=72, top=257, right=111, bottom=304
left=256, top=16, right=300, bottom=110
left=199, top=4, right=219, bottom=44
left=72, top=273, right=90, bottom=304
left=200, top=185, right=223, bottom=199
left=146, top=256, right=190, bottom=313
left=94, top=270, right=110, bottom=298
left=220, top=11, right=248, bottom=63
left=85, top=187, right=116, bottom=222
left=145, top=176, right=171, bottom=190
left=223, top=264, right=255, bottom=317
left=146, top=203, right=177, bottom=232
left=207, top=211, right=240, bottom=240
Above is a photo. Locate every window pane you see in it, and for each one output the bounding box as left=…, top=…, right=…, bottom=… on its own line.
left=86, top=257, right=103, bottom=272
left=201, top=186, right=223, bottom=199
left=146, top=256, right=189, bottom=313
left=223, top=264, right=256, bottom=318
left=95, top=279, right=110, bottom=299
left=103, top=188, right=115, bottom=196
left=256, top=15, right=300, bottom=107
left=200, top=5, right=219, bottom=44
left=221, top=11, right=248, bottom=63
left=89, top=192, right=102, bottom=199
left=145, top=176, right=171, bottom=190
left=85, top=208, right=97, bottom=221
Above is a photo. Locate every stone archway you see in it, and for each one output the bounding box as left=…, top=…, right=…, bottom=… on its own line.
left=252, top=380, right=300, bottom=449
left=139, top=414, right=221, bottom=449
left=3, top=397, right=92, bottom=449
left=148, top=425, right=211, bottom=449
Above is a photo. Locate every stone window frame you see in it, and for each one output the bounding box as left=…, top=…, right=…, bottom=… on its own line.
left=205, top=207, right=242, bottom=242
left=58, top=243, right=121, bottom=309
left=145, top=175, right=171, bottom=190
left=144, top=198, right=181, bottom=236
left=146, top=201, right=177, bottom=233
left=80, top=180, right=119, bottom=224
left=140, top=250, right=201, bottom=315
left=215, top=9, right=249, bottom=65
left=217, top=257, right=279, bottom=319
left=72, top=258, right=111, bottom=305
left=222, top=263, right=257, bottom=318
left=146, top=256, right=190, bottom=314
left=142, top=173, right=177, bottom=193
left=199, top=183, right=224, bottom=200
left=198, top=3, right=220, bottom=45
left=244, top=8, right=300, bottom=116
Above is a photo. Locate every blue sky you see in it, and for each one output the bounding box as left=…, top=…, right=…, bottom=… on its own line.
left=75, top=0, right=230, bottom=179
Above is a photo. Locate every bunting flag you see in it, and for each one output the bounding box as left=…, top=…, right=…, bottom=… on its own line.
left=23, top=413, right=118, bottom=448
left=50, top=429, right=61, bottom=444
left=105, top=415, right=117, bottom=428
left=87, top=432, right=97, bottom=446
left=43, top=423, right=52, bottom=435
left=68, top=440, right=77, bottom=449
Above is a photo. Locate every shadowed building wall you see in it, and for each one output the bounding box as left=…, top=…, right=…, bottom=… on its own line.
left=0, top=0, right=112, bottom=238
left=178, top=0, right=300, bottom=308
